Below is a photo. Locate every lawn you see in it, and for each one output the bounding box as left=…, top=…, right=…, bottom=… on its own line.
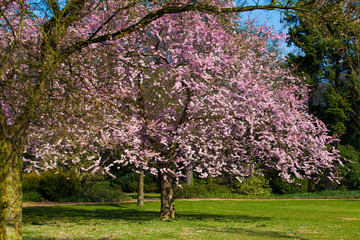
left=23, top=199, right=360, bottom=240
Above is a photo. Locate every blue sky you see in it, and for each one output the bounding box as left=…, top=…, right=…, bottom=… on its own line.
left=236, top=0, right=300, bottom=55
left=245, top=9, right=298, bottom=55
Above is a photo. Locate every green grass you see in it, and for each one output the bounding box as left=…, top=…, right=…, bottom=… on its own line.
left=127, top=190, right=360, bottom=201
left=126, top=193, right=160, bottom=199
left=23, top=199, right=360, bottom=239
left=273, top=190, right=360, bottom=199
left=174, top=190, right=360, bottom=200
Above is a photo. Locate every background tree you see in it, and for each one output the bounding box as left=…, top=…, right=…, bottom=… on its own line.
left=285, top=0, right=360, bottom=146
left=284, top=0, right=359, bottom=190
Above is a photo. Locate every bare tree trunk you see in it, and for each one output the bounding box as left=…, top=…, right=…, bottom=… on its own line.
left=185, top=169, right=193, bottom=186
left=137, top=170, right=144, bottom=207
left=0, top=138, right=23, bottom=240
left=159, top=174, right=175, bottom=220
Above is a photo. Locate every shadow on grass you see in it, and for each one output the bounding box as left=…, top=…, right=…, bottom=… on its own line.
left=177, top=211, right=271, bottom=223
left=178, top=212, right=307, bottom=239
left=24, top=237, right=110, bottom=240
left=23, top=203, right=305, bottom=240
left=23, top=203, right=158, bottom=224
left=23, top=203, right=271, bottom=224
left=23, top=237, right=53, bottom=240
left=208, top=227, right=309, bottom=240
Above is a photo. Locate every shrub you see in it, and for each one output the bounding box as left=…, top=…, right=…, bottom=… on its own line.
left=269, top=176, right=308, bottom=194
left=80, top=185, right=130, bottom=202
left=174, top=182, right=232, bottom=198
left=231, top=175, right=271, bottom=195
left=144, top=183, right=159, bottom=192
left=22, top=172, right=41, bottom=192
left=79, top=171, right=107, bottom=187
left=193, top=176, right=228, bottom=185
left=92, top=181, right=112, bottom=189
left=111, top=171, right=160, bottom=193
left=144, top=174, right=160, bottom=192
left=128, top=181, right=138, bottom=193
left=23, top=191, right=45, bottom=202
left=38, top=170, right=81, bottom=201
left=111, top=172, right=138, bottom=193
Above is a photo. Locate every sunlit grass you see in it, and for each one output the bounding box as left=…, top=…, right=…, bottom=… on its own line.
left=132, top=190, right=360, bottom=200
left=23, top=199, right=360, bottom=239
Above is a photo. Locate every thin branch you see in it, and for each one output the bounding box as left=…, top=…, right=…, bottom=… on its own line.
left=47, top=0, right=60, bottom=16
left=62, top=3, right=309, bottom=56
left=88, top=0, right=143, bottom=41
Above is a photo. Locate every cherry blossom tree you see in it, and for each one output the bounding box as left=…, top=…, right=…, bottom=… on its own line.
left=0, top=0, right=348, bottom=238
left=26, top=11, right=341, bottom=220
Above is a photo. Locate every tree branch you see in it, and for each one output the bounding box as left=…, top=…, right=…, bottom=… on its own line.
left=47, top=0, right=60, bottom=16
left=173, top=82, right=191, bottom=133
left=88, top=0, right=143, bottom=41
left=62, top=3, right=309, bottom=56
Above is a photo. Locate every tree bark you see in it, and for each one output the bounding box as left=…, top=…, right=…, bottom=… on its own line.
left=137, top=170, right=144, bottom=207
left=0, top=137, right=23, bottom=240
left=324, top=177, right=334, bottom=190
left=324, top=169, right=334, bottom=190
left=185, top=169, right=193, bottom=186
left=159, top=174, right=175, bottom=220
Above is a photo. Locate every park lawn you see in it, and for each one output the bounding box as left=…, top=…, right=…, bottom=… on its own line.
left=23, top=199, right=360, bottom=240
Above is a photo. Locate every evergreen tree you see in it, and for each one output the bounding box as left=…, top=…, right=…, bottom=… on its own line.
left=285, top=0, right=360, bottom=148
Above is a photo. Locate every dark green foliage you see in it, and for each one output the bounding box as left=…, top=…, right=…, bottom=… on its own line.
left=23, top=175, right=130, bottom=202
left=91, top=180, right=112, bottom=189
left=269, top=176, right=308, bottom=194
left=285, top=6, right=360, bottom=191
left=23, top=191, right=45, bottom=202
left=142, top=174, right=160, bottom=193
left=78, top=172, right=107, bottom=188
left=22, top=172, right=45, bottom=202
left=128, top=180, right=138, bottom=193
left=79, top=183, right=130, bottom=202
left=276, top=190, right=360, bottom=199
left=144, top=183, right=159, bottom=192
left=338, top=145, right=360, bottom=190
left=110, top=172, right=138, bottom=192
left=285, top=9, right=360, bottom=149
left=323, top=86, right=352, bottom=134
left=38, top=171, right=81, bottom=201
left=22, top=172, right=41, bottom=192
left=174, top=182, right=233, bottom=199
left=194, top=176, right=227, bottom=185
left=22, top=168, right=154, bottom=202
left=231, top=175, right=271, bottom=195
left=110, top=171, right=159, bottom=193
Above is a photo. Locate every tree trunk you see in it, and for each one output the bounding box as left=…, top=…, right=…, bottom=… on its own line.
left=185, top=169, right=193, bottom=186
left=137, top=170, right=144, bottom=207
left=324, top=169, right=334, bottom=190
left=307, top=179, right=314, bottom=192
left=324, top=177, right=334, bottom=190
left=0, top=138, right=23, bottom=240
left=159, top=174, right=175, bottom=220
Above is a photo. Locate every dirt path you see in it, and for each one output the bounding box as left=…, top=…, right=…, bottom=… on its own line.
left=22, top=197, right=359, bottom=207
left=22, top=198, right=159, bottom=207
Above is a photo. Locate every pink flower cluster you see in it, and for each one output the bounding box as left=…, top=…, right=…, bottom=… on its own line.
left=0, top=0, right=340, bottom=182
